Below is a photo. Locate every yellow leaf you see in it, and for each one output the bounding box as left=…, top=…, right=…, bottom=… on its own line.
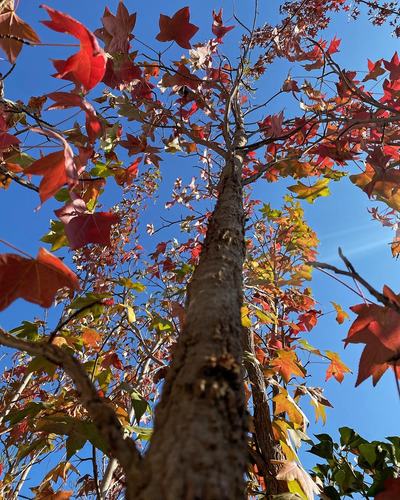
left=331, top=301, right=350, bottom=324
left=288, top=178, right=330, bottom=203
left=241, top=306, right=252, bottom=328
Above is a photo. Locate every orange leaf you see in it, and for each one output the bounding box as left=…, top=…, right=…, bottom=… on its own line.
left=325, top=351, right=352, bottom=383
left=156, top=7, right=199, bottom=49
left=272, top=389, right=304, bottom=426
left=40, top=6, right=106, bottom=91
left=0, top=1, right=41, bottom=64
left=0, top=248, right=80, bottom=311
left=270, top=349, right=305, bottom=383
left=331, top=301, right=350, bottom=324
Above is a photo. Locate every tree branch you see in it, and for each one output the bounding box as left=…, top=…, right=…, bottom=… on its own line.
left=310, top=248, right=400, bottom=313
left=0, top=326, right=142, bottom=475
left=0, top=165, right=39, bottom=192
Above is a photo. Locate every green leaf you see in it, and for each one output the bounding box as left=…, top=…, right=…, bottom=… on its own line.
left=96, top=368, right=113, bottom=393
left=6, top=152, right=35, bottom=168
left=27, top=355, right=56, bottom=378
left=322, top=486, right=341, bottom=500
left=129, top=425, right=153, bottom=440
left=339, top=427, right=367, bottom=449
left=69, top=293, right=111, bottom=320
left=90, top=161, right=115, bottom=178
left=10, top=321, right=39, bottom=340
left=118, top=382, right=148, bottom=423
left=66, top=433, right=87, bottom=460
left=5, top=402, right=45, bottom=425
left=18, top=435, right=53, bottom=460
left=41, top=219, right=69, bottom=251
left=307, top=434, right=335, bottom=460
left=54, top=187, right=72, bottom=203
left=117, top=277, right=146, bottom=292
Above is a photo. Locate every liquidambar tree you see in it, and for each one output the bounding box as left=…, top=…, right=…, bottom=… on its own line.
left=0, top=0, right=400, bottom=499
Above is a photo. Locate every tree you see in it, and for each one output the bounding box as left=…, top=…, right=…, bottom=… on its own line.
left=0, top=1, right=399, bottom=499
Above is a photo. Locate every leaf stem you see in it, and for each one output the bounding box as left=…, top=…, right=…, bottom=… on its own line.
left=0, top=238, right=33, bottom=258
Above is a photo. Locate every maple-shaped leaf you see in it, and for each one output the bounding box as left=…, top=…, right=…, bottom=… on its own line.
left=25, top=128, right=78, bottom=206
left=331, top=301, right=350, bottom=324
left=55, top=198, right=121, bottom=250
left=293, top=384, right=333, bottom=424
left=327, top=35, right=341, bottom=55
left=24, top=151, right=68, bottom=205
left=156, top=7, right=199, bottom=49
left=47, top=92, right=104, bottom=143
left=112, top=157, right=141, bottom=187
left=270, top=349, right=306, bottom=383
left=0, top=1, right=41, bottom=64
left=288, top=179, right=330, bottom=203
left=363, top=58, right=386, bottom=82
left=375, top=478, right=400, bottom=500
left=325, top=350, right=352, bottom=383
left=0, top=114, right=20, bottom=153
left=0, top=247, right=79, bottom=311
left=40, top=6, right=106, bottom=91
left=384, top=52, right=400, bottom=82
left=212, top=9, right=234, bottom=42
left=273, top=460, right=321, bottom=500
left=344, top=286, right=400, bottom=386
left=102, top=54, right=142, bottom=90
left=272, top=389, right=304, bottom=426
left=95, top=1, right=136, bottom=54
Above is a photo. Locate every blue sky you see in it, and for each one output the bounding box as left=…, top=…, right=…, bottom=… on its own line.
left=0, top=0, right=399, bottom=493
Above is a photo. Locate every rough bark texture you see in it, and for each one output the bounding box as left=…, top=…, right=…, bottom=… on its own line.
left=127, top=130, right=248, bottom=500
left=243, top=327, right=288, bottom=496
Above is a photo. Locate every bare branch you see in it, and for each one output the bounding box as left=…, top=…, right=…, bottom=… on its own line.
left=310, top=249, right=400, bottom=313
left=0, top=326, right=142, bottom=475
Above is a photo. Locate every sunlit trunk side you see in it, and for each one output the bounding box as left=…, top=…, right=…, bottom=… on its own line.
left=128, top=124, right=248, bottom=500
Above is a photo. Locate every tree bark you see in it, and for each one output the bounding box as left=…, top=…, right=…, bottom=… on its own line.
left=243, top=327, right=288, bottom=496
left=128, top=127, right=248, bottom=499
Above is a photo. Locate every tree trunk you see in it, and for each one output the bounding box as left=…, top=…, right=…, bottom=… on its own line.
left=243, top=327, right=288, bottom=496
left=127, top=129, right=248, bottom=499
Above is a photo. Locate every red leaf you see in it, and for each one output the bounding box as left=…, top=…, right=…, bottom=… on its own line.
left=55, top=199, right=121, bottom=250
left=47, top=92, right=104, bottom=143
left=0, top=115, right=20, bottom=151
left=25, top=151, right=68, bottom=205
left=375, top=478, right=400, bottom=500
left=102, top=55, right=142, bottom=90
left=95, top=1, right=136, bottom=54
left=345, top=288, right=400, bottom=386
left=363, top=59, right=386, bottom=82
left=40, top=5, right=107, bottom=91
left=212, top=9, right=234, bottom=42
left=156, top=7, right=199, bottom=49
left=0, top=248, right=79, bottom=311
left=327, top=36, right=341, bottom=55
left=384, top=52, right=400, bottom=82
left=26, top=128, right=78, bottom=206
left=0, top=1, right=41, bottom=64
